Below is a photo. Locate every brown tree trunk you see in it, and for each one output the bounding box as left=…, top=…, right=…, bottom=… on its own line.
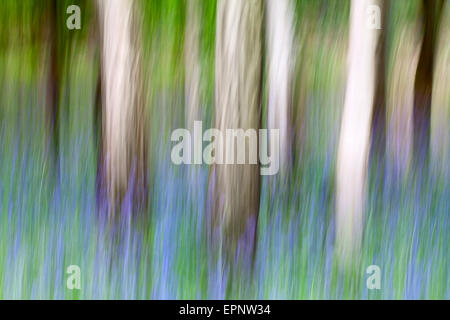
left=94, top=52, right=104, bottom=210
left=184, top=0, right=201, bottom=132
left=413, top=0, right=444, bottom=166
left=46, top=0, right=60, bottom=165
left=209, top=0, right=263, bottom=266
left=370, top=0, right=388, bottom=164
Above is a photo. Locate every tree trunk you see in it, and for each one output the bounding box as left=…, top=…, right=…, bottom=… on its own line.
left=336, top=0, right=381, bottom=265
left=46, top=0, right=60, bottom=166
left=210, top=0, right=263, bottom=265
left=96, top=0, right=148, bottom=217
left=266, top=0, right=294, bottom=174
left=370, top=0, right=387, bottom=165
left=413, top=0, right=444, bottom=167
left=386, top=25, right=419, bottom=182
left=430, top=1, right=450, bottom=179
left=185, top=0, right=201, bottom=132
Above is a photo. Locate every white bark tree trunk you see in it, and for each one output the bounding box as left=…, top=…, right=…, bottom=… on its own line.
left=210, top=0, right=263, bottom=263
left=266, top=0, right=294, bottom=173
left=336, top=0, right=381, bottom=265
left=185, top=0, right=201, bottom=132
left=97, top=0, right=147, bottom=216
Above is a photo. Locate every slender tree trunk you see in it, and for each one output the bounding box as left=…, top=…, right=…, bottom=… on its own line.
left=336, top=0, right=381, bottom=265
left=370, top=0, right=388, bottom=165
left=210, top=0, right=263, bottom=265
left=185, top=0, right=201, bottom=132
left=413, top=0, right=444, bottom=167
left=94, top=50, right=104, bottom=210
left=92, top=4, right=105, bottom=212
left=266, top=0, right=294, bottom=174
left=46, top=0, right=60, bottom=166
left=96, top=0, right=148, bottom=217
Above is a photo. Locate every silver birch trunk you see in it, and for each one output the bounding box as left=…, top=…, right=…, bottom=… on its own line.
left=210, top=0, right=263, bottom=263
left=96, top=0, right=148, bottom=216
left=185, top=0, right=202, bottom=132
left=266, top=0, right=294, bottom=173
left=336, top=0, right=381, bottom=265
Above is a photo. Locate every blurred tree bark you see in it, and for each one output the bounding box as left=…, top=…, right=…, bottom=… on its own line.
left=96, top=0, right=148, bottom=217
left=413, top=0, right=444, bottom=167
left=46, top=0, right=60, bottom=166
left=94, top=35, right=104, bottom=211
left=370, top=0, right=388, bottom=166
left=209, top=0, right=263, bottom=266
left=336, top=0, right=381, bottom=266
left=185, top=0, right=201, bottom=132
left=266, top=0, right=294, bottom=175
left=430, top=1, right=450, bottom=179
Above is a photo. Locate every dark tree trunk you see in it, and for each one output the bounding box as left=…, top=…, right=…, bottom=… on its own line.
left=94, top=56, right=105, bottom=212
left=370, top=0, right=388, bottom=164
left=46, top=0, right=60, bottom=166
left=413, top=0, right=444, bottom=166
